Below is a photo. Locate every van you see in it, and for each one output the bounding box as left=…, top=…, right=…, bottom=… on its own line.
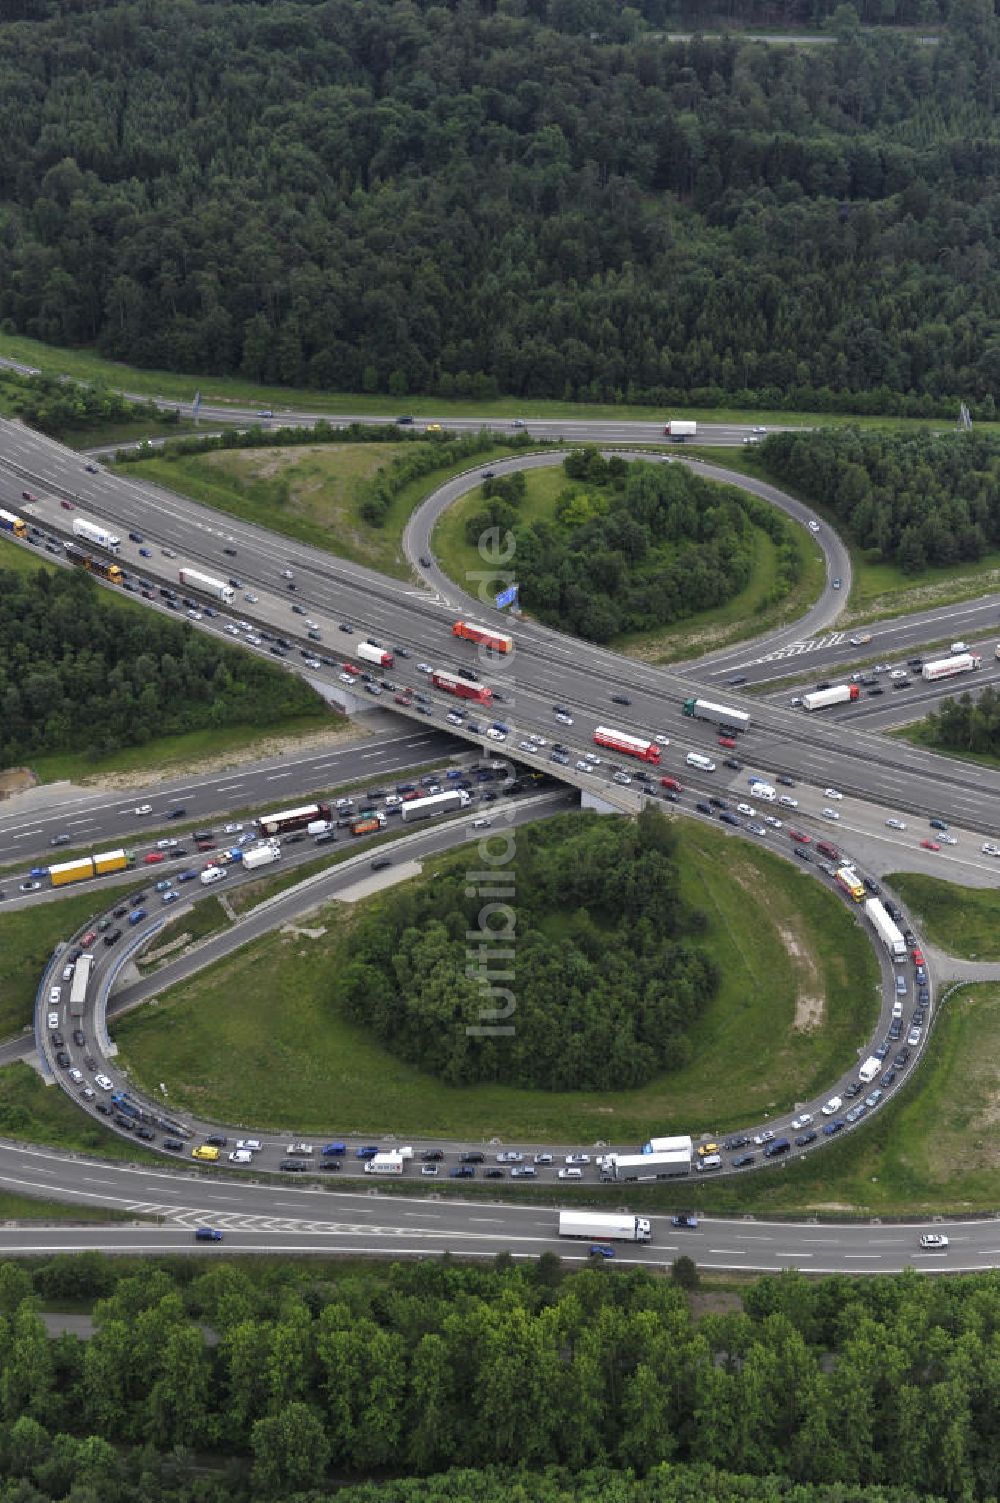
left=696, top=1154, right=721, bottom=1171
left=686, top=753, right=716, bottom=772
left=749, top=781, right=776, bottom=802
left=858, top=1056, right=881, bottom=1085
left=200, top=866, right=226, bottom=886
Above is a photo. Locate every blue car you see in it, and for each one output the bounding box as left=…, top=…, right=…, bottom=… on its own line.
left=589, top=1244, right=615, bottom=1258
left=322, top=1141, right=346, bottom=1156
left=823, top=1119, right=845, bottom=1136
left=177, top=870, right=198, bottom=883
left=194, top=1228, right=223, bottom=1242
left=139, top=547, right=152, bottom=557
left=161, top=891, right=179, bottom=905
left=355, top=1145, right=379, bottom=1160
left=154, top=879, right=172, bottom=892
left=127, top=908, right=147, bottom=926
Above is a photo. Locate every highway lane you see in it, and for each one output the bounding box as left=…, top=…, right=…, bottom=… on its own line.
left=0, top=723, right=461, bottom=868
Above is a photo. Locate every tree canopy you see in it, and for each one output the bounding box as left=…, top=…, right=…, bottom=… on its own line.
left=0, top=565, right=324, bottom=765
left=0, top=3, right=998, bottom=413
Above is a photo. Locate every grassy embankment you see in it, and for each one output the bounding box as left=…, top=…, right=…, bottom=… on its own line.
left=114, top=818, right=879, bottom=1144
left=431, top=463, right=825, bottom=663
left=0, top=533, right=334, bottom=785
left=117, top=441, right=521, bottom=581
left=886, top=872, right=1000, bottom=962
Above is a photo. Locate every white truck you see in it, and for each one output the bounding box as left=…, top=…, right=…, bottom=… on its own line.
left=599, top=1150, right=690, bottom=1181
left=663, top=420, right=697, bottom=440
left=802, top=684, right=860, bottom=711
left=921, top=652, right=981, bottom=682
left=178, top=568, right=236, bottom=605
left=642, top=1134, right=693, bottom=1155
left=72, top=517, right=120, bottom=553
left=748, top=780, right=776, bottom=802
left=364, top=1151, right=406, bottom=1175
left=400, top=789, right=471, bottom=823
left=864, top=897, right=907, bottom=962
left=858, top=1056, right=881, bottom=1085
left=241, top=843, right=280, bottom=871
left=558, top=1210, right=651, bottom=1242
left=307, top=819, right=331, bottom=836
left=356, top=642, right=394, bottom=667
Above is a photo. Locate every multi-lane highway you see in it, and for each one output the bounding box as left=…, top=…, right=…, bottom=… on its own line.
left=0, top=407, right=996, bottom=1266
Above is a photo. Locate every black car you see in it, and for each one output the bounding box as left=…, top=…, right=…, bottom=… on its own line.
left=280, top=1160, right=308, bottom=1172
left=724, top=1135, right=750, bottom=1151
left=776, top=776, right=795, bottom=787
left=661, top=790, right=680, bottom=803
left=880, top=1069, right=896, bottom=1088
left=72, top=1029, right=85, bottom=1047
left=223, top=546, right=237, bottom=556
left=815, top=681, right=831, bottom=691
left=485, top=1167, right=504, bottom=1179
left=55, top=1050, right=71, bottom=1068
left=206, top=1134, right=228, bottom=1148
left=167, top=807, right=185, bottom=819
left=227, top=578, right=241, bottom=589
left=611, top=694, right=631, bottom=705
left=460, top=1151, right=485, bottom=1163
left=894, top=1048, right=910, bottom=1068
left=793, top=847, right=810, bottom=862
left=103, top=930, right=122, bottom=946
left=419, top=556, right=431, bottom=568
left=731, top=1153, right=755, bottom=1168
left=320, top=1161, right=342, bottom=1171
left=907, top=657, right=924, bottom=669
left=720, top=812, right=740, bottom=826
left=723, top=758, right=742, bottom=771
left=863, top=877, right=881, bottom=894
left=795, top=1131, right=817, bottom=1146
left=695, top=801, right=714, bottom=815
left=285, top=833, right=304, bottom=844
left=371, top=859, right=391, bottom=872
left=867, top=687, right=884, bottom=697
left=421, top=1149, right=444, bottom=1161
left=128, top=531, right=143, bottom=543
left=83, top=1055, right=97, bottom=1071
left=135, top=1126, right=155, bottom=1141
left=95, top=1102, right=112, bottom=1116
left=114, top=1115, right=136, bottom=1132
left=709, top=797, right=728, bottom=809
left=51, top=1032, right=64, bottom=1048
left=844, top=1082, right=861, bottom=1098
left=163, top=1139, right=183, bottom=1152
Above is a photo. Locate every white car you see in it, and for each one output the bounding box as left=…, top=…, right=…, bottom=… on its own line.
left=920, top=1232, right=949, bottom=1250
left=824, top=788, right=843, bottom=800
left=69, top=1067, right=84, bottom=1084
left=187, top=609, right=202, bottom=621
left=892, top=1000, right=903, bottom=1019
left=821, top=1096, right=843, bottom=1116
left=339, top=672, right=356, bottom=685
left=450, top=714, right=467, bottom=727
left=246, top=635, right=263, bottom=647
left=134, top=804, right=153, bottom=815
left=790, top=1114, right=813, bottom=1130
left=613, top=772, right=631, bottom=785
left=472, top=818, right=491, bottom=829
left=47, top=1011, right=59, bottom=1030
left=229, top=1150, right=253, bottom=1164
left=981, top=842, right=1000, bottom=857
left=305, top=619, right=319, bottom=630
left=384, top=795, right=401, bottom=807
left=156, top=838, right=178, bottom=850
left=529, top=734, right=547, bottom=746
left=286, top=1143, right=313, bottom=1155
left=736, top=803, right=756, bottom=818
left=335, top=798, right=354, bottom=809
left=236, top=1139, right=261, bottom=1151
left=417, top=662, right=433, bottom=674
left=564, top=1152, right=591, bottom=1165
left=244, top=592, right=258, bottom=603
left=558, top=1167, right=583, bottom=1180
left=556, top=713, right=574, bottom=726
left=752, top=425, right=767, bottom=434
left=236, top=620, right=253, bottom=632
left=654, top=734, right=670, bottom=746
left=224, top=623, right=240, bottom=635
left=778, top=794, right=798, bottom=809
left=808, top=520, right=820, bottom=533
left=518, top=740, right=535, bottom=752
left=94, top=1074, right=113, bottom=1091
left=61, top=965, right=73, bottom=982
left=224, top=823, right=243, bottom=834
left=421, top=1164, right=439, bottom=1177
left=486, top=728, right=506, bottom=742
left=821, top=808, right=840, bottom=821
left=886, top=818, right=907, bottom=831
left=48, top=986, right=61, bottom=1006
left=938, top=832, right=958, bottom=845
left=763, top=815, right=782, bottom=829
left=575, top=760, right=592, bottom=771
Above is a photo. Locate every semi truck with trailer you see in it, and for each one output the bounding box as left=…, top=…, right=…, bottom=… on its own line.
left=356, top=642, right=395, bottom=668
left=921, top=652, right=982, bottom=682
left=802, top=684, right=860, bottom=711
left=452, top=620, right=514, bottom=654
left=178, top=568, right=236, bottom=605
left=241, top=843, right=280, bottom=871
left=72, top=517, right=120, bottom=553
left=599, top=1150, right=690, bottom=1181
left=835, top=866, right=865, bottom=902
left=431, top=669, right=493, bottom=704
left=681, top=698, right=750, bottom=733
left=0, top=509, right=28, bottom=539
left=592, top=726, right=661, bottom=763
left=558, top=1210, right=652, bottom=1242
left=64, top=542, right=124, bottom=585
left=865, top=897, right=907, bottom=961
left=68, top=954, right=95, bottom=1018
left=257, top=802, right=332, bottom=837
left=351, top=816, right=383, bottom=836
left=400, top=789, right=471, bottom=823
left=662, top=420, right=697, bottom=440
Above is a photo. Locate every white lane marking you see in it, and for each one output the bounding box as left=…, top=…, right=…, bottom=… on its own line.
left=265, top=772, right=291, bottom=780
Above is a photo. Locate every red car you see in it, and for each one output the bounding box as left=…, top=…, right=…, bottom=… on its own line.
left=143, top=851, right=165, bottom=865
left=402, top=790, right=420, bottom=801
left=59, top=499, right=74, bottom=510
left=660, top=776, right=683, bottom=792
left=394, top=693, right=412, bottom=705
left=343, top=662, right=360, bottom=675
left=196, top=840, right=216, bottom=851
left=920, top=839, right=941, bottom=852
left=789, top=830, right=811, bottom=845
left=718, top=736, right=737, bottom=749
left=911, top=947, right=924, bottom=965
left=79, top=930, right=97, bottom=947
left=21, top=490, right=35, bottom=502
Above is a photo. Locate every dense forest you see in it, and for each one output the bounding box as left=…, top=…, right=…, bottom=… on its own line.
left=761, top=427, right=1000, bottom=572
left=917, top=683, right=1000, bottom=756
left=463, top=451, right=799, bottom=641
left=0, top=566, right=324, bottom=764
left=336, top=811, right=718, bottom=1089
left=0, top=1251, right=995, bottom=1499
left=1, top=4, right=999, bottom=411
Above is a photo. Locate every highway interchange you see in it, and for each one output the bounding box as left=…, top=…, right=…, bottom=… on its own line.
left=0, top=406, right=998, bottom=1269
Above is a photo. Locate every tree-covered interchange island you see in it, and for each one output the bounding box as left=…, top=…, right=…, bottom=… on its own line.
left=114, top=812, right=878, bottom=1146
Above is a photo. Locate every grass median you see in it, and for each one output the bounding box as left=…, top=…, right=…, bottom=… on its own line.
left=885, top=872, right=1000, bottom=962
left=113, top=818, right=879, bottom=1143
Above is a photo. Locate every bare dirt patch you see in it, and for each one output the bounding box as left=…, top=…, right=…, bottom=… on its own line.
left=0, top=768, right=36, bottom=799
